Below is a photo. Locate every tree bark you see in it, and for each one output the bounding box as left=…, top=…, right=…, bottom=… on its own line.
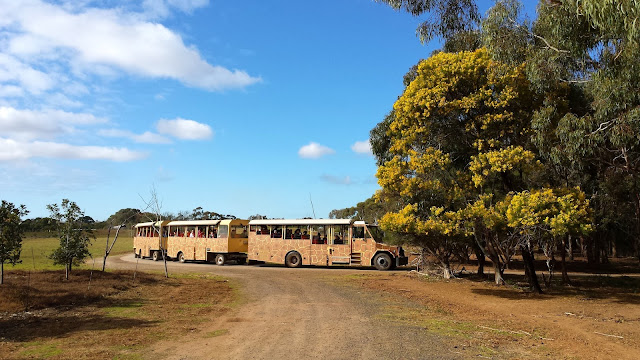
left=474, top=245, right=485, bottom=277
left=492, top=259, right=504, bottom=285
left=560, top=238, right=571, bottom=285
left=1, top=262, right=4, bottom=285
left=521, top=245, right=543, bottom=294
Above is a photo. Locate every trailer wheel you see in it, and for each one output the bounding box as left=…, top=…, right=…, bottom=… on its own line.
left=134, top=250, right=139, bottom=258
left=285, top=252, right=302, bottom=268
left=152, top=251, right=160, bottom=261
left=178, top=252, right=186, bottom=263
left=215, top=254, right=226, bottom=266
left=373, top=253, right=393, bottom=271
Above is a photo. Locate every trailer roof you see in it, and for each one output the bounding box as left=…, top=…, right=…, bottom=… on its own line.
left=248, top=219, right=354, bottom=226
left=166, top=220, right=221, bottom=226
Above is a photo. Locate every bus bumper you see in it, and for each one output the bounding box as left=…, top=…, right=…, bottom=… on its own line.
left=396, top=256, right=409, bottom=267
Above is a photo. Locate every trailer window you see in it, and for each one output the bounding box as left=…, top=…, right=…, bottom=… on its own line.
left=217, top=225, right=228, bottom=238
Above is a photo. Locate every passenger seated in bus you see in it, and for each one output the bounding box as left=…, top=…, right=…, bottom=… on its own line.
left=197, top=229, right=203, bottom=238
left=189, top=230, right=195, bottom=237
left=334, top=234, right=343, bottom=244
left=301, top=230, right=309, bottom=239
left=285, top=229, right=292, bottom=239
left=293, top=229, right=301, bottom=239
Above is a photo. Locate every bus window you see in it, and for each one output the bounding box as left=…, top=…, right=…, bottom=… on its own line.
left=353, top=226, right=365, bottom=239
left=284, top=225, right=306, bottom=239
left=367, top=226, right=384, bottom=243
left=217, top=225, right=229, bottom=238
left=207, top=226, right=217, bottom=238
left=311, top=225, right=326, bottom=244
left=231, top=225, right=248, bottom=238
left=331, top=225, right=348, bottom=245
left=250, top=225, right=257, bottom=233
left=271, top=226, right=282, bottom=238
left=257, top=225, right=269, bottom=235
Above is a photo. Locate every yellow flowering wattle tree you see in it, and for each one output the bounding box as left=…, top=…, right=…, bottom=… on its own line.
left=376, top=48, right=591, bottom=290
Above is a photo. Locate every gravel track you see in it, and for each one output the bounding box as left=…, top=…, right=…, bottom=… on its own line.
left=108, top=254, right=459, bottom=360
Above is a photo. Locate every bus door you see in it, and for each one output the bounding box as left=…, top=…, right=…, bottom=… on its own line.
left=329, top=225, right=350, bottom=265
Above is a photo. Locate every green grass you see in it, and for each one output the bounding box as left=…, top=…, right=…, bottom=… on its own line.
left=103, top=301, right=145, bottom=318
left=204, top=329, right=229, bottom=338
left=20, top=341, right=62, bottom=358
left=9, top=231, right=134, bottom=271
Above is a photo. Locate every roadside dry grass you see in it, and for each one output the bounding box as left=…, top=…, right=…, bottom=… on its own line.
left=340, top=269, right=640, bottom=360
left=0, top=270, right=234, bottom=359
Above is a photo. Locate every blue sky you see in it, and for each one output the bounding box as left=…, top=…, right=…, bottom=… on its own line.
left=0, top=0, right=536, bottom=221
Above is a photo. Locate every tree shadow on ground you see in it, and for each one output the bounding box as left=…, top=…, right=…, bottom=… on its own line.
left=0, top=310, right=159, bottom=342
left=469, top=273, right=640, bottom=305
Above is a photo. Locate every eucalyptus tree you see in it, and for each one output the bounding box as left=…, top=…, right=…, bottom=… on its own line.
left=48, top=199, right=95, bottom=280
left=0, top=201, right=28, bottom=285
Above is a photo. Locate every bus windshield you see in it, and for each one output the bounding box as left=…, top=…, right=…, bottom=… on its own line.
left=367, top=225, right=384, bottom=243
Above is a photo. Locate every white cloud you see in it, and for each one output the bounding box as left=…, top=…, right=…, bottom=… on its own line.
left=156, top=118, right=213, bottom=140
left=0, top=138, right=146, bottom=162
left=298, top=142, right=335, bottom=159
left=99, top=128, right=171, bottom=144
left=143, top=0, right=210, bottom=18
left=0, top=53, right=54, bottom=94
left=0, top=0, right=261, bottom=92
left=0, top=106, right=107, bottom=140
left=320, top=175, right=352, bottom=185
left=0, top=85, right=25, bottom=97
left=351, top=140, right=373, bottom=155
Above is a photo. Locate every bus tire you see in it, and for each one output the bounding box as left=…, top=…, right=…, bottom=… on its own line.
left=285, top=252, right=302, bottom=268
left=215, top=254, right=226, bottom=266
left=152, top=251, right=160, bottom=261
left=178, top=252, right=186, bottom=263
left=237, top=258, right=247, bottom=265
left=373, top=253, right=393, bottom=271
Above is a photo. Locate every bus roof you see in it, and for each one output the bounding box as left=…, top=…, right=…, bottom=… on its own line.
left=219, top=219, right=249, bottom=226
left=166, top=220, right=221, bottom=226
left=248, top=219, right=354, bottom=226
left=135, top=220, right=169, bottom=228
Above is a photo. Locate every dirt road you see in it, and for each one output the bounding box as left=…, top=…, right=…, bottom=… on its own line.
left=109, top=254, right=459, bottom=360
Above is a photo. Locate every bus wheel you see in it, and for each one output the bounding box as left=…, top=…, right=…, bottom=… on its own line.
left=215, top=254, right=226, bottom=266
left=237, top=258, right=247, bottom=265
left=178, top=252, right=186, bottom=263
left=152, top=251, right=160, bottom=261
left=285, top=252, right=302, bottom=268
left=373, top=253, right=392, bottom=271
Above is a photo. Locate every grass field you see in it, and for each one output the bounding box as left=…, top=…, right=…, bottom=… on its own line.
left=9, top=230, right=134, bottom=271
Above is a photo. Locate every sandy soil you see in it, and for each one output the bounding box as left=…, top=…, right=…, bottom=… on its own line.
left=357, top=272, right=640, bottom=360
left=110, top=254, right=460, bottom=360
left=109, top=254, right=640, bottom=360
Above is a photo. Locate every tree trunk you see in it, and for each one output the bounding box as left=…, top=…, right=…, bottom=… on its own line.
left=568, top=236, right=574, bottom=261
left=492, top=259, right=504, bottom=285
left=474, top=246, right=485, bottom=277
left=442, top=265, right=452, bottom=279
left=1, top=262, right=4, bottom=285
left=65, top=263, right=69, bottom=280
left=560, top=238, right=571, bottom=285
left=521, top=245, right=543, bottom=294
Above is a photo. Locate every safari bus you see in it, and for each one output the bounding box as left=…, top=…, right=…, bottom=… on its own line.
left=134, top=221, right=169, bottom=261
left=247, top=219, right=408, bottom=270
left=134, top=219, right=249, bottom=265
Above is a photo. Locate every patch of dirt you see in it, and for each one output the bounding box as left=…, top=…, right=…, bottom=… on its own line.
left=352, top=271, right=640, bottom=360
left=0, top=270, right=233, bottom=359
